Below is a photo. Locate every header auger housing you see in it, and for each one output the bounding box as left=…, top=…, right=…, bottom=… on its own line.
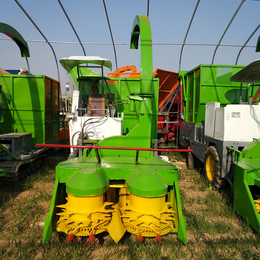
left=42, top=15, right=187, bottom=245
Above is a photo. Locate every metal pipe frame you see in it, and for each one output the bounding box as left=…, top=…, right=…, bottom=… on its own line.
left=235, top=23, right=260, bottom=65
left=57, top=0, right=86, bottom=56
left=211, top=0, right=245, bottom=65
left=15, top=0, right=61, bottom=83
left=179, top=0, right=200, bottom=71
left=103, top=0, right=118, bottom=77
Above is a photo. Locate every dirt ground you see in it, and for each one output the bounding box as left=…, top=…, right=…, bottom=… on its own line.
left=1, top=156, right=260, bottom=259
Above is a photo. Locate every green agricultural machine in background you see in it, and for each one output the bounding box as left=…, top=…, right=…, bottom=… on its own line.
left=227, top=59, right=260, bottom=232
left=0, top=23, right=60, bottom=180
left=41, top=15, right=187, bottom=245
left=179, top=57, right=260, bottom=231
left=179, top=63, right=253, bottom=187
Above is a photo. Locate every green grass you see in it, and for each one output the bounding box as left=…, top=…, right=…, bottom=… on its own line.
left=1, top=154, right=260, bottom=259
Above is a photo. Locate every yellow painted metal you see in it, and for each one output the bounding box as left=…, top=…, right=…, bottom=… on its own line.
left=109, top=184, right=126, bottom=188
left=56, top=186, right=177, bottom=241
left=119, top=187, right=131, bottom=208
left=254, top=195, right=260, bottom=214
left=131, top=193, right=166, bottom=212
left=120, top=188, right=175, bottom=237
left=206, top=155, right=215, bottom=182
left=107, top=205, right=126, bottom=243
left=63, top=193, right=104, bottom=211
left=56, top=193, right=113, bottom=236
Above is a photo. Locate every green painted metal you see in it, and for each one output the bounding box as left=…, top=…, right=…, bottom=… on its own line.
left=92, top=32, right=157, bottom=149
left=0, top=169, right=6, bottom=177
left=43, top=15, right=186, bottom=245
left=172, top=181, right=187, bottom=244
left=42, top=179, right=63, bottom=244
left=0, top=74, right=60, bottom=145
left=68, top=66, right=105, bottom=88
left=0, top=23, right=30, bottom=58
left=55, top=156, right=179, bottom=184
left=130, top=15, right=153, bottom=94
left=179, top=64, right=255, bottom=124
left=0, top=143, right=16, bottom=159
left=126, top=169, right=168, bottom=197
left=66, top=168, right=109, bottom=196
left=230, top=139, right=260, bottom=231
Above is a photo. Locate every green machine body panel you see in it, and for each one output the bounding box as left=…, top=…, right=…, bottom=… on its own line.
left=179, top=64, right=254, bottom=125
left=43, top=15, right=186, bottom=245
left=0, top=23, right=30, bottom=58
left=230, top=139, right=260, bottom=231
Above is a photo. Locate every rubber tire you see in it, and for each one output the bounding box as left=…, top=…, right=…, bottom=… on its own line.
left=186, top=146, right=194, bottom=169
left=203, top=146, right=227, bottom=189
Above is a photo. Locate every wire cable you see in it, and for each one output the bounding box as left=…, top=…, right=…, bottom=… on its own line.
left=1, top=37, right=257, bottom=48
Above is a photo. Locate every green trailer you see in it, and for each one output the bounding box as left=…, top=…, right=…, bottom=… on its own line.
left=0, top=73, right=60, bottom=179
left=0, top=23, right=60, bottom=180
left=179, top=64, right=249, bottom=126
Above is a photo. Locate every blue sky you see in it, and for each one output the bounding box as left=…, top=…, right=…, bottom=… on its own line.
left=1, top=0, right=260, bottom=94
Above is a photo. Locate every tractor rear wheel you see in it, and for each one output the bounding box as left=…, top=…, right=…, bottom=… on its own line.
left=203, top=146, right=227, bottom=189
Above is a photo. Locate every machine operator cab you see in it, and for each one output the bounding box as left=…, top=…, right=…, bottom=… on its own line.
left=59, top=56, right=124, bottom=157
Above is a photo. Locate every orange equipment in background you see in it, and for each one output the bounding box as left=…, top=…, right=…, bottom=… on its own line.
left=108, top=66, right=181, bottom=144
left=153, top=69, right=179, bottom=110
left=108, top=66, right=179, bottom=108
left=108, top=65, right=140, bottom=78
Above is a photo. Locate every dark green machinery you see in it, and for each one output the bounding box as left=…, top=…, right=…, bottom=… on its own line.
left=179, top=63, right=259, bottom=188
left=228, top=139, right=260, bottom=232
left=179, top=64, right=248, bottom=126
left=41, top=15, right=187, bottom=245
left=227, top=59, right=260, bottom=231
left=0, top=23, right=60, bottom=179
left=179, top=58, right=260, bottom=231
